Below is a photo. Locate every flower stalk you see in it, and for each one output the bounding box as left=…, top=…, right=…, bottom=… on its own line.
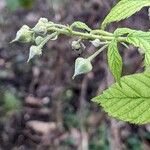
left=47, top=26, right=126, bottom=42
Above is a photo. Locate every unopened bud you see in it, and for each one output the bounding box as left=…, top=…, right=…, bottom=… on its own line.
left=72, top=40, right=81, bottom=50
left=11, top=25, right=34, bottom=43
left=73, top=57, right=92, bottom=79
left=33, top=18, right=49, bottom=35
left=28, top=45, right=42, bottom=62
left=39, top=18, right=48, bottom=23
left=91, top=39, right=101, bottom=47
left=35, top=36, right=44, bottom=45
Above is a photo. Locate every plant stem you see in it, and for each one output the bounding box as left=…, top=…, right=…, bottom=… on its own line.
left=91, top=30, right=113, bottom=37
left=87, top=45, right=108, bottom=62
left=47, top=26, right=126, bottom=43
left=39, top=32, right=58, bottom=48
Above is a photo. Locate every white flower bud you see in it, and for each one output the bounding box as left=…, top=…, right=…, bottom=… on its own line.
left=71, top=40, right=85, bottom=55
left=28, top=45, right=42, bottom=62
left=35, top=36, right=44, bottom=45
left=91, top=39, right=101, bottom=47
left=12, top=25, right=34, bottom=43
left=73, top=57, right=92, bottom=79
left=39, top=18, right=48, bottom=23
left=33, top=18, right=49, bottom=35
left=72, top=40, right=81, bottom=50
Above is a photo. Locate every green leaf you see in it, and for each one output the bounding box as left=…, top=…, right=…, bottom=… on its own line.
left=71, top=21, right=91, bottom=32
left=93, top=73, right=150, bottom=124
left=108, top=40, right=123, bottom=85
left=127, top=30, right=150, bottom=67
left=114, top=28, right=135, bottom=36
left=101, top=0, right=150, bottom=29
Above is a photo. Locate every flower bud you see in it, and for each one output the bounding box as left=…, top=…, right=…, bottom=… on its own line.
left=71, top=40, right=85, bottom=54
left=71, top=40, right=81, bottom=50
left=12, top=25, right=34, bottom=43
left=33, top=18, right=49, bottom=35
left=28, top=45, right=42, bottom=62
left=39, top=18, right=48, bottom=23
left=73, top=57, right=92, bottom=79
left=91, top=39, right=101, bottom=47
left=35, top=36, right=44, bottom=45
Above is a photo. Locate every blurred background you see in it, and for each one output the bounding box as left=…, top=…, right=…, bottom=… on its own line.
left=0, top=0, right=150, bottom=150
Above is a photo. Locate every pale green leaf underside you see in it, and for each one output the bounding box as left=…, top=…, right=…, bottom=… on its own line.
left=101, top=0, right=150, bottom=29
left=115, top=28, right=150, bottom=67
left=127, top=31, right=150, bottom=66
left=114, top=28, right=135, bottom=36
left=93, top=73, right=150, bottom=124
left=108, top=40, right=122, bottom=84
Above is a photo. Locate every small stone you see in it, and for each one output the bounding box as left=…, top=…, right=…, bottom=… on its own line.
left=27, top=121, right=57, bottom=135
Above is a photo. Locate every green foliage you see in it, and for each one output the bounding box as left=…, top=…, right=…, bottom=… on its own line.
left=127, top=135, right=142, bottom=150
left=115, top=28, right=150, bottom=67
left=89, top=123, right=109, bottom=150
left=6, top=0, right=35, bottom=11
left=107, top=39, right=122, bottom=85
left=3, top=91, right=21, bottom=113
left=126, top=30, right=150, bottom=67
left=114, top=28, right=134, bottom=36
left=19, top=0, right=35, bottom=8
left=64, top=107, right=80, bottom=128
left=93, top=73, right=150, bottom=124
left=13, top=0, right=150, bottom=124
left=101, top=0, right=150, bottom=29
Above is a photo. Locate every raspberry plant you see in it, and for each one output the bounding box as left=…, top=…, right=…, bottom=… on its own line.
left=12, top=0, right=150, bottom=124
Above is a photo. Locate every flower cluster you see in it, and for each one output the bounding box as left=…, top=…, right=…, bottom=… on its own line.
left=12, top=18, right=112, bottom=78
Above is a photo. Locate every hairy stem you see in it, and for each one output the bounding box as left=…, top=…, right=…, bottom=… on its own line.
left=47, top=25, right=126, bottom=42
left=39, top=32, right=58, bottom=48
left=91, top=29, right=113, bottom=37
left=88, top=45, right=108, bottom=62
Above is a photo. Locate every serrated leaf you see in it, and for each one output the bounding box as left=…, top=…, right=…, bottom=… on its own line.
left=71, top=21, right=91, bottom=32
left=108, top=40, right=123, bottom=85
left=114, top=28, right=135, bottom=36
left=93, top=73, right=150, bottom=124
left=127, top=30, right=150, bottom=67
left=101, top=0, right=150, bottom=29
